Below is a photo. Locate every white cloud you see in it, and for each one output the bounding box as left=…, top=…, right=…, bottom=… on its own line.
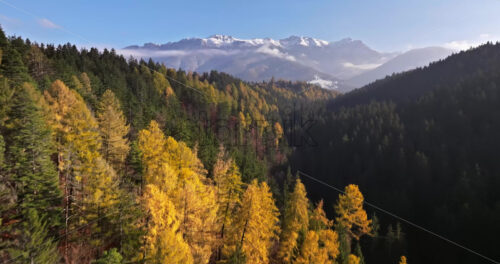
left=343, top=62, right=382, bottom=70
left=256, top=45, right=296, bottom=61
left=117, top=48, right=239, bottom=59
left=443, top=33, right=500, bottom=51
left=308, top=75, right=338, bottom=90
left=37, top=18, right=60, bottom=29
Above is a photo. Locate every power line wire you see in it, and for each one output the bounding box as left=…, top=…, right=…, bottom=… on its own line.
left=297, top=170, right=500, bottom=264
left=2, top=0, right=498, bottom=263
left=0, top=0, right=206, bottom=98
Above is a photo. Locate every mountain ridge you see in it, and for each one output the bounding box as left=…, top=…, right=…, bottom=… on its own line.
left=122, top=35, right=453, bottom=92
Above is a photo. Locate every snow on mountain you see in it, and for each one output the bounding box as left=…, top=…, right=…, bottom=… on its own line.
left=121, top=35, right=451, bottom=92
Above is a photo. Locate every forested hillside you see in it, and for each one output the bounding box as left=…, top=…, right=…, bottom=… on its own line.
left=292, top=42, right=500, bottom=264
left=1, top=23, right=498, bottom=264
left=0, top=26, right=390, bottom=264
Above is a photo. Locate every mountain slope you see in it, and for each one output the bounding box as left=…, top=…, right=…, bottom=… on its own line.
left=292, top=42, right=500, bottom=264
left=346, top=46, right=454, bottom=87
left=121, top=35, right=394, bottom=90
left=331, top=43, right=500, bottom=108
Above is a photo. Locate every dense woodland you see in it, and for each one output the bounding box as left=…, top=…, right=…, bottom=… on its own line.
left=0, top=24, right=498, bottom=264
left=0, top=26, right=388, bottom=264
left=291, top=42, right=500, bottom=263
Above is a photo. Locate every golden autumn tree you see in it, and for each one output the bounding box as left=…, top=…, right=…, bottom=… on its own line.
left=163, top=136, right=217, bottom=264
left=225, top=179, right=280, bottom=264
left=347, top=254, right=361, bottom=264
left=334, top=184, right=372, bottom=241
left=295, top=230, right=328, bottom=264
left=137, top=120, right=168, bottom=187
left=310, top=200, right=332, bottom=231
left=399, top=256, right=408, bottom=264
left=278, top=178, right=310, bottom=263
left=44, top=80, right=119, bottom=261
left=273, top=122, right=284, bottom=147
left=142, top=184, right=193, bottom=264
left=96, top=89, right=130, bottom=172
left=153, top=71, right=174, bottom=99
left=295, top=201, right=340, bottom=264
left=138, top=120, right=218, bottom=264
left=212, top=146, right=243, bottom=254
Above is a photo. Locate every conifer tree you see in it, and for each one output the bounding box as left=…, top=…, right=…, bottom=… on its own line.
left=138, top=120, right=218, bottom=264
left=334, top=184, right=371, bottom=241
left=213, top=146, right=243, bottom=248
left=278, top=178, right=309, bottom=263
left=93, top=248, right=123, bottom=264
left=295, top=230, right=328, bottom=264
left=142, top=184, right=193, bottom=264
left=0, top=77, right=14, bottom=126
left=347, top=254, right=361, bottom=264
left=8, top=209, right=60, bottom=263
left=97, top=89, right=130, bottom=173
left=226, top=179, right=280, bottom=264
left=0, top=46, right=30, bottom=85
left=399, top=255, right=407, bottom=264
left=295, top=201, right=339, bottom=264
left=45, top=80, right=120, bottom=260
left=4, top=83, right=61, bottom=225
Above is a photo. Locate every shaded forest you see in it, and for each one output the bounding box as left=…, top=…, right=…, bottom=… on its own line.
left=292, top=42, right=500, bottom=264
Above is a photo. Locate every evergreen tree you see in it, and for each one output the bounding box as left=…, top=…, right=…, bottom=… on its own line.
left=0, top=77, right=14, bottom=126
left=5, top=83, right=61, bottom=226
left=0, top=45, right=30, bottom=85
left=8, top=209, right=60, bottom=264
left=93, top=248, right=123, bottom=264
left=97, top=89, right=130, bottom=173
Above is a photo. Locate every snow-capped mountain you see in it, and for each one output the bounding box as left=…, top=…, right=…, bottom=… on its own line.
left=121, top=35, right=452, bottom=91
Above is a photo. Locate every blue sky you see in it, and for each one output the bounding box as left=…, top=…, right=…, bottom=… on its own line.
left=1, top=0, right=499, bottom=51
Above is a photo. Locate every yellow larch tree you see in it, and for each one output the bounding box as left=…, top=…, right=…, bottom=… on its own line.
left=137, top=120, right=168, bottom=187
left=295, top=201, right=339, bottom=264
left=225, top=179, right=280, bottom=264
left=96, top=89, right=130, bottom=173
left=163, top=136, right=217, bottom=264
left=273, top=122, right=284, bottom=147
left=294, top=230, right=328, bottom=264
left=142, top=184, right=193, bottom=264
left=278, top=178, right=310, bottom=263
left=347, top=254, right=361, bottom=264
left=44, top=80, right=119, bottom=260
left=212, top=146, right=243, bottom=253
left=399, top=255, right=408, bottom=264
left=334, top=184, right=372, bottom=241
left=138, top=120, right=218, bottom=264
left=310, top=200, right=332, bottom=231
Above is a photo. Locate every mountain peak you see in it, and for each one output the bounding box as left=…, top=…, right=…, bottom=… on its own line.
left=208, top=34, right=234, bottom=41
left=280, top=36, right=329, bottom=47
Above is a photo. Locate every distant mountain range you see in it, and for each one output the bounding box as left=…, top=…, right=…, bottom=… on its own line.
left=121, top=35, right=454, bottom=92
